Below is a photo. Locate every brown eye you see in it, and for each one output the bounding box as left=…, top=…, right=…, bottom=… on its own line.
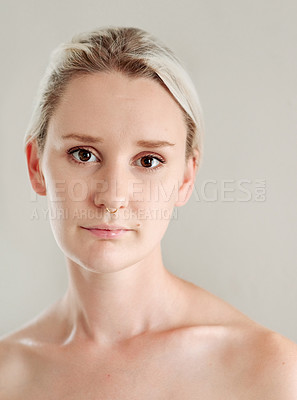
left=135, top=155, right=164, bottom=169
left=141, top=156, right=155, bottom=168
left=78, top=149, right=92, bottom=162
left=70, top=148, right=98, bottom=163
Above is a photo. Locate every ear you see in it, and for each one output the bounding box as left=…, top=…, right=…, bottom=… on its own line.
left=25, top=139, right=46, bottom=196
left=175, top=149, right=199, bottom=207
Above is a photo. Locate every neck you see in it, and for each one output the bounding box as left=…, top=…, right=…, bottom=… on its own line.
left=60, top=244, right=185, bottom=348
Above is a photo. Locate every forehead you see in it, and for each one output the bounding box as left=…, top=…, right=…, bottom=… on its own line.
left=48, top=72, right=187, bottom=146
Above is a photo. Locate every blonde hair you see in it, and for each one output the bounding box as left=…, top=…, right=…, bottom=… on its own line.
left=24, top=26, right=204, bottom=164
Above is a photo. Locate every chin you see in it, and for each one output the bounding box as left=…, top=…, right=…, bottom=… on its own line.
left=73, top=254, right=139, bottom=275
left=63, top=242, right=141, bottom=273
left=59, top=228, right=159, bottom=273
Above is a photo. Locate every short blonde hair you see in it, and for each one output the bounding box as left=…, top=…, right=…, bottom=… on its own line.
left=24, top=26, right=204, bottom=164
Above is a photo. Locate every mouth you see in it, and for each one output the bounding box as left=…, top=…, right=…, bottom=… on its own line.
left=80, top=224, right=133, bottom=239
left=82, top=224, right=132, bottom=231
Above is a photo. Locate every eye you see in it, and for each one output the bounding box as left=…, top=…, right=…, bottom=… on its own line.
left=68, top=148, right=99, bottom=163
left=135, top=155, right=164, bottom=169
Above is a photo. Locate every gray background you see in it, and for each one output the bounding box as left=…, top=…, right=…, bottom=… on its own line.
left=0, top=0, right=296, bottom=342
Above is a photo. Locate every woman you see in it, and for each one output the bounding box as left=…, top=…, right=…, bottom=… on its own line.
left=0, top=26, right=296, bottom=399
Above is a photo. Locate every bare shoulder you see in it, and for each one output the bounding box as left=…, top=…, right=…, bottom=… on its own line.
left=180, top=280, right=297, bottom=398
left=223, top=325, right=297, bottom=399
left=0, top=307, right=60, bottom=398
left=0, top=335, right=33, bottom=398
left=250, top=329, right=297, bottom=398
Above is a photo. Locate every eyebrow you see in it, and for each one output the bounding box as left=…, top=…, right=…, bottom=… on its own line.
left=135, top=139, right=175, bottom=148
left=61, top=133, right=104, bottom=143
left=61, top=133, right=175, bottom=148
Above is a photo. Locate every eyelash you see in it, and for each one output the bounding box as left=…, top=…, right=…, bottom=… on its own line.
left=66, top=146, right=166, bottom=172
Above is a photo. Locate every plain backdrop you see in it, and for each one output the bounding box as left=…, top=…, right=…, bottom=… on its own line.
left=0, top=0, right=296, bottom=342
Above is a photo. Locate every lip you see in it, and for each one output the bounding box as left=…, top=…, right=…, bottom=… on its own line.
left=83, top=224, right=131, bottom=230
left=81, top=224, right=133, bottom=239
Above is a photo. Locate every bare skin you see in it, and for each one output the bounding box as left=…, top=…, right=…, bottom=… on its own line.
left=1, top=72, right=296, bottom=399
left=1, top=279, right=297, bottom=399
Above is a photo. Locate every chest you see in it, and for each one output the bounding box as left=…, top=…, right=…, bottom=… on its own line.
left=9, top=330, right=253, bottom=400
left=19, top=351, right=248, bottom=400
left=27, top=351, right=190, bottom=399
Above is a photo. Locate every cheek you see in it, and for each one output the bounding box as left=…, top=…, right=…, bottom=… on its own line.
left=44, top=157, right=91, bottom=206
left=128, top=177, right=178, bottom=238
left=140, top=175, right=181, bottom=210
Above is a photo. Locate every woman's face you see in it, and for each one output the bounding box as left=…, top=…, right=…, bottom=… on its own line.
left=30, top=72, right=197, bottom=273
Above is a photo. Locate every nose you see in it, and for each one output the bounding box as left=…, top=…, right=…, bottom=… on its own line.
left=93, top=163, right=129, bottom=211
